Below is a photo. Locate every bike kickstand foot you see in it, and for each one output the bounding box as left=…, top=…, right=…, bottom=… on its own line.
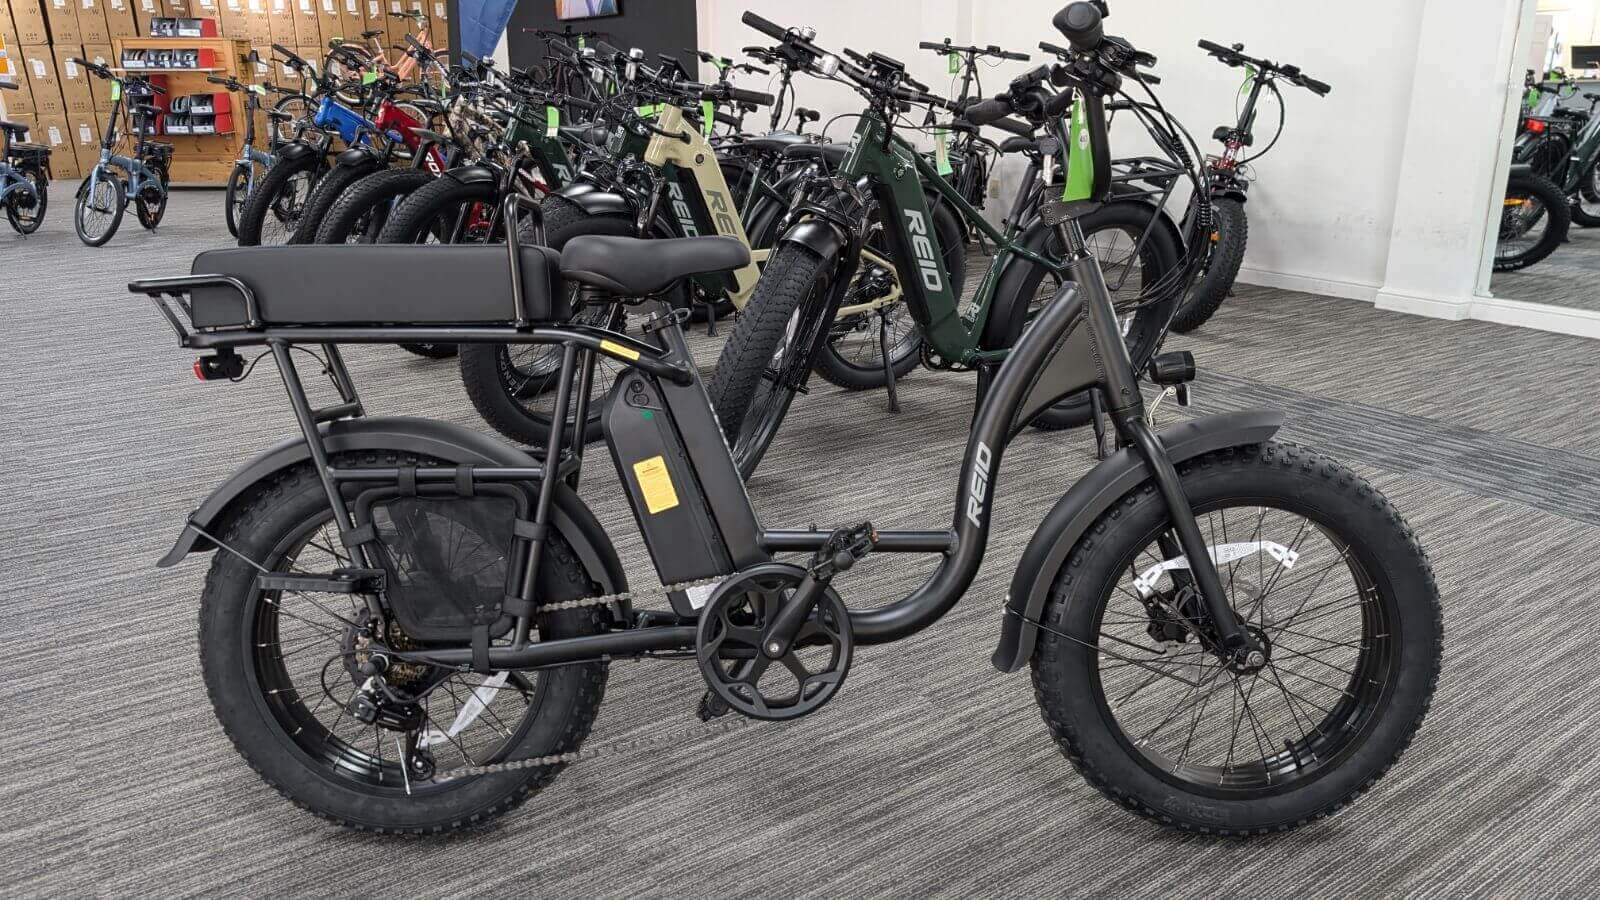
left=879, top=312, right=900, bottom=414
left=703, top=300, right=717, bottom=337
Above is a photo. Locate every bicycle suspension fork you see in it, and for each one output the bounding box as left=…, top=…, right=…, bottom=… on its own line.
left=1055, top=219, right=1261, bottom=662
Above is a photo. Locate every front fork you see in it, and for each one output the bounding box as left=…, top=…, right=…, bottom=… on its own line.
left=1056, top=220, right=1261, bottom=662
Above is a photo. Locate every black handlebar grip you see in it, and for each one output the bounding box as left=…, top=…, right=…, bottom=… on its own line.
left=1002, top=49, right=1031, bottom=62
left=742, top=11, right=788, bottom=42
left=0, top=81, right=16, bottom=90
left=904, top=73, right=930, bottom=92
left=729, top=86, right=775, bottom=106
left=918, top=41, right=947, bottom=51
left=206, top=75, right=229, bottom=85
left=1303, top=76, right=1331, bottom=96
left=963, top=97, right=1013, bottom=126
left=991, top=115, right=1033, bottom=136
left=1197, top=39, right=1230, bottom=56
left=1054, top=2, right=1104, bottom=53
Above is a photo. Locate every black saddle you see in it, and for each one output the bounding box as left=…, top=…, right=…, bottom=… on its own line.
left=185, top=245, right=569, bottom=329
left=559, top=123, right=609, bottom=145
left=999, top=136, right=1038, bottom=155
left=361, top=28, right=384, bottom=38
left=1, top=120, right=28, bottom=139
left=741, top=131, right=813, bottom=155
left=782, top=142, right=848, bottom=167
left=560, top=235, right=749, bottom=296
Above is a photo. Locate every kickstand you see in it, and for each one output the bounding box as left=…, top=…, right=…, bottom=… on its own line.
left=1090, top=389, right=1108, bottom=460
left=702, top=300, right=717, bottom=337
left=879, top=311, right=900, bottom=414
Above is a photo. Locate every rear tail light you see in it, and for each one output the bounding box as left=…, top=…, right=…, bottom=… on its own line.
left=1526, top=117, right=1547, bottom=134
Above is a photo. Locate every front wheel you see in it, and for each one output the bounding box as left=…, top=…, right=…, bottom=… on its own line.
left=4, top=162, right=48, bottom=234
left=224, top=161, right=254, bottom=237
left=1030, top=441, right=1441, bottom=834
left=1495, top=171, right=1569, bottom=271
left=237, top=152, right=321, bottom=246
left=197, top=451, right=611, bottom=833
left=1171, top=198, right=1247, bottom=334
left=73, top=170, right=125, bottom=246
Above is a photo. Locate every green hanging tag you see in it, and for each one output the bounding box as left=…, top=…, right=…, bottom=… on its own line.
left=1062, top=98, right=1094, bottom=202
left=361, top=70, right=378, bottom=84
left=701, top=99, right=715, bottom=138
left=1239, top=64, right=1255, bottom=94
left=546, top=105, right=559, bottom=138
left=249, top=83, right=266, bottom=96
left=948, top=51, right=959, bottom=75
left=110, top=80, right=121, bottom=101
left=577, top=35, right=585, bottom=50
left=635, top=103, right=661, bottom=118
left=934, top=128, right=952, bottom=177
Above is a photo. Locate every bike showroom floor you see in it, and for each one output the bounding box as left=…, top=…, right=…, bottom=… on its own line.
left=1492, top=221, right=1600, bottom=311
left=6, top=190, right=1598, bottom=896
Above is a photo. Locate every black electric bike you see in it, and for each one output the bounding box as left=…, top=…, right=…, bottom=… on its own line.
left=137, top=2, right=1438, bottom=838
left=1168, top=40, right=1330, bottom=333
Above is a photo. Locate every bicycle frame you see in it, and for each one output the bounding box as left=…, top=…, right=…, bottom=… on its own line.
left=834, top=111, right=1060, bottom=365
left=88, top=81, right=166, bottom=204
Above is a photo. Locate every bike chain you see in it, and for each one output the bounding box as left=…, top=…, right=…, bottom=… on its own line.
left=435, top=576, right=745, bottom=780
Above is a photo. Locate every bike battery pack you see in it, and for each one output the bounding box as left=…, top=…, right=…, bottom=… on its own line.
left=604, top=371, right=733, bottom=615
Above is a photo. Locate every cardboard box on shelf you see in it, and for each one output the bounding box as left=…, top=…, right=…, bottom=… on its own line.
left=35, top=113, right=76, bottom=179
left=81, top=40, right=111, bottom=110
left=189, top=0, right=218, bottom=27
left=336, top=0, right=359, bottom=45
left=243, top=0, right=269, bottom=47
left=42, top=0, right=81, bottom=43
left=382, top=0, right=403, bottom=50
left=53, top=44, right=95, bottom=115
left=0, top=4, right=19, bottom=48
left=75, top=0, right=110, bottom=43
left=315, top=0, right=336, bottom=44
left=102, top=0, right=138, bottom=37
left=9, top=0, right=51, bottom=44
left=217, top=0, right=247, bottom=38
left=19, top=44, right=61, bottom=115
left=158, top=0, right=190, bottom=17
left=265, top=0, right=292, bottom=45
left=131, top=0, right=159, bottom=32
left=295, top=42, right=316, bottom=73
left=291, top=0, right=317, bottom=46
left=0, top=68, right=35, bottom=114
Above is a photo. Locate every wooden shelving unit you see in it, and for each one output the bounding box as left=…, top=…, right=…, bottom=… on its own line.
left=112, top=35, right=251, bottom=184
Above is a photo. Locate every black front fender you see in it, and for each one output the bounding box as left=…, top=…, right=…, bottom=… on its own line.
left=779, top=218, right=847, bottom=261
left=274, top=140, right=320, bottom=165
left=157, top=417, right=625, bottom=595
left=445, top=163, right=500, bottom=187
left=334, top=145, right=384, bottom=169
left=991, top=409, right=1285, bottom=673
left=554, top=180, right=633, bottom=216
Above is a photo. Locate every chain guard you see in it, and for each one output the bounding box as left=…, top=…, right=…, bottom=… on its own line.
left=695, top=563, right=853, bottom=721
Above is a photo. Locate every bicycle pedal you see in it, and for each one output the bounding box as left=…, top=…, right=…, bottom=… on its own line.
left=697, top=690, right=731, bottom=722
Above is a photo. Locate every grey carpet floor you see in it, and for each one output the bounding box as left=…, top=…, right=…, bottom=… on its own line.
left=1490, top=221, right=1600, bottom=311
left=4, top=194, right=1600, bottom=896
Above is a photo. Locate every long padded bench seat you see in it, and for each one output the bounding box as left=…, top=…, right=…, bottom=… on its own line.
left=186, top=244, right=568, bottom=329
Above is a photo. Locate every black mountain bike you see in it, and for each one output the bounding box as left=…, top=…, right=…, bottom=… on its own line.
left=1169, top=40, right=1330, bottom=332
left=135, top=1, right=1440, bottom=837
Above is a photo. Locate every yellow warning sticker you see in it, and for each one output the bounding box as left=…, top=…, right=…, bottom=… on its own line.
left=601, top=339, right=640, bottom=361
left=632, top=455, right=680, bottom=514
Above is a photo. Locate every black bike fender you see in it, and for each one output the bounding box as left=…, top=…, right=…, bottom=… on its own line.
left=274, top=141, right=319, bottom=164
left=779, top=219, right=847, bottom=260
left=980, top=198, right=1183, bottom=351
left=334, top=145, right=383, bottom=169
left=445, top=163, right=500, bottom=187
left=990, top=409, right=1285, bottom=673
left=555, top=180, right=633, bottom=216
left=156, top=416, right=626, bottom=596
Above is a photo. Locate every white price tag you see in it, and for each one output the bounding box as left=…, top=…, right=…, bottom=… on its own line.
left=255, top=60, right=268, bottom=75
left=51, top=0, right=65, bottom=8
left=78, top=123, right=92, bottom=143
left=345, top=0, right=355, bottom=12
left=200, top=0, right=215, bottom=8
left=321, top=0, right=333, bottom=13
left=389, top=1, right=399, bottom=13
left=273, top=0, right=285, bottom=10
left=31, top=59, right=46, bottom=78
left=140, top=0, right=155, bottom=10
left=298, top=0, right=310, bottom=12
left=47, top=125, right=63, bottom=145
left=282, top=61, right=294, bottom=76
left=82, top=0, right=93, bottom=10
left=432, top=1, right=442, bottom=16
left=64, top=58, right=79, bottom=78
left=111, top=0, right=124, bottom=8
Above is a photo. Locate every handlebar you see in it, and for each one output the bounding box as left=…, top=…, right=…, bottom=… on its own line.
left=918, top=39, right=1029, bottom=62
left=742, top=11, right=788, bottom=43
left=1198, top=38, right=1330, bottom=96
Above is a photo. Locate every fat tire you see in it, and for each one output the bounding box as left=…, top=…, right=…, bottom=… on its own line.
left=316, top=167, right=437, bottom=244
left=1029, top=441, right=1442, bottom=835
left=1171, top=198, right=1246, bottom=334
left=4, top=161, right=47, bottom=234
left=707, top=242, right=830, bottom=478
left=1495, top=172, right=1570, bottom=271
left=237, top=153, right=321, bottom=246
left=377, top=175, right=498, bottom=244
left=290, top=161, right=375, bottom=243
left=197, top=451, right=610, bottom=834
left=224, top=162, right=250, bottom=237
left=458, top=195, right=631, bottom=447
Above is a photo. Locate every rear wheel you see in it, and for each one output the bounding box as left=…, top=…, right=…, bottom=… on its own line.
left=1495, top=172, right=1569, bottom=271
left=4, top=161, right=47, bottom=234
left=237, top=153, right=322, bottom=246
left=198, top=451, right=610, bottom=833
left=1030, top=442, right=1441, bottom=834
left=1171, top=197, right=1246, bottom=334
left=1572, top=157, right=1600, bottom=227
left=73, top=170, right=125, bottom=246
left=134, top=158, right=169, bottom=230
left=224, top=161, right=256, bottom=238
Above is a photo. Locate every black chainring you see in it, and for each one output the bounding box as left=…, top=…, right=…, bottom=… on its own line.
left=695, top=563, right=852, bottom=721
